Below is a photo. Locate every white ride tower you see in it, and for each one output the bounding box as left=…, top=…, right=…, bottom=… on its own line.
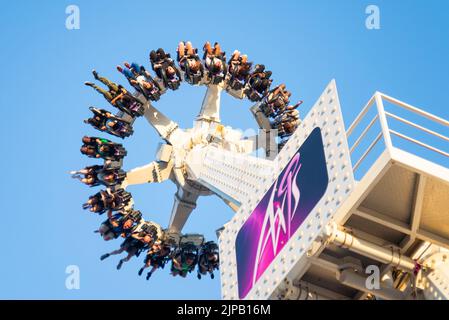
left=123, top=79, right=449, bottom=300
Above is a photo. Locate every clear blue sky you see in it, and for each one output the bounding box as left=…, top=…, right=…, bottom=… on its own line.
left=1, top=0, right=448, bottom=299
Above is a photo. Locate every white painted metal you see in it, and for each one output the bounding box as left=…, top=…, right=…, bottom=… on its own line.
left=185, top=144, right=275, bottom=206
left=219, top=85, right=449, bottom=300
left=124, top=82, right=263, bottom=233
left=374, top=92, right=393, bottom=151
left=124, top=161, right=173, bottom=186
left=123, top=73, right=449, bottom=300
left=249, top=103, right=272, bottom=130
left=347, top=95, right=376, bottom=137
left=197, top=84, right=223, bottom=122
left=381, top=93, right=449, bottom=128
left=218, top=80, right=355, bottom=300
left=324, top=91, right=449, bottom=300
left=337, top=269, right=405, bottom=300
left=390, top=130, right=449, bottom=158
left=349, top=114, right=379, bottom=154
left=168, top=187, right=199, bottom=233
left=324, top=223, right=416, bottom=272
left=143, top=101, right=179, bottom=143
left=353, top=132, right=383, bottom=172
left=409, top=245, right=449, bottom=300
left=276, top=279, right=346, bottom=300
left=385, top=112, right=449, bottom=144
left=348, top=91, right=449, bottom=178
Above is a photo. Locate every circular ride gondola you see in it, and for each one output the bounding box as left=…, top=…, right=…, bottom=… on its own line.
left=72, top=41, right=302, bottom=281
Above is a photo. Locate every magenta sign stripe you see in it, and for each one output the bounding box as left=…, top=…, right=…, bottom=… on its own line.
left=235, top=127, right=329, bottom=299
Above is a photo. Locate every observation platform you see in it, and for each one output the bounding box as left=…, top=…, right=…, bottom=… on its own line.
left=219, top=84, right=449, bottom=300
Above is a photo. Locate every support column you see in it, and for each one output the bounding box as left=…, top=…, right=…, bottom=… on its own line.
left=197, top=85, right=222, bottom=122
left=168, top=187, right=199, bottom=233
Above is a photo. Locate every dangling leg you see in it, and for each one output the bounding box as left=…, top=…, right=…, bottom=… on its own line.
left=117, top=249, right=135, bottom=270
left=85, top=82, right=114, bottom=101
left=100, top=247, right=125, bottom=261
left=203, top=41, right=213, bottom=56
left=213, top=42, right=222, bottom=56
left=138, top=258, right=151, bottom=276
left=186, top=41, right=194, bottom=56
left=146, top=265, right=157, bottom=280
left=92, top=70, right=119, bottom=92
left=177, top=42, right=185, bottom=60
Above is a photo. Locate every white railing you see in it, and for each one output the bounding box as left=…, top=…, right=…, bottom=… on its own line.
left=346, top=92, right=449, bottom=179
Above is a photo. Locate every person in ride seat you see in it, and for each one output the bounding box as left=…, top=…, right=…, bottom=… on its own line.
left=273, top=102, right=302, bottom=125
left=203, top=41, right=226, bottom=78
left=84, top=108, right=108, bottom=132
left=83, top=190, right=113, bottom=214
left=177, top=41, right=203, bottom=81
left=149, top=48, right=181, bottom=89
left=250, top=64, right=272, bottom=87
left=113, top=89, right=145, bottom=116
left=259, top=84, right=292, bottom=117
left=105, top=118, right=133, bottom=138
left=80, top=136, right=126, bottom=161
left=100, top=234, right=145, bottom=270
left=197, top=241, right=220, bottom=279
left=267, top=84, right=291, bottom=108
left=71, top=165, right=125, bottom=187
left=177, top=41, right=196, bottom=61
left=129, top=62, right=162, bottom=95
left=203, top=41, right=222, bottom=58
left=229, top=51, right=251, bottom=77
left=83, top=188, right=131, bottom=214
left=171, top=244, right=198, bottom=278
left=95, top=209, right=140, bottom=241
left=100, top=220, right=160, bottom=269
left=117, top=63, right=145, bottom=89
left=150, top=48, right=169, bottom=68
left=84, top=107, right=133, bottom=138
left=116, top=64, right=140, bottom=92
left=227, top=50, right=252, bottom=89
left=187, top=58, right=202, bottom=75
left=245, top=64, right=273, bottom=101
left=150, top=48, right=170, bottom=76
left=165, top=65, right=177, bottom=80
left=84, top=70, right=121, bottom=102
left=97, top=168, right=126, bottom=187
left=138, top=240, right=171, bottom=280
left=82, top=191, right=107, bottom=213
left=70, top=165, right=102, bottom=187
left=85, top=70, right=144, bottom=116
left=111, top=189, right=132, bottom=209
left=209, top=59, right=223, bottom=74
left=277, top=118, right=301, bottom=139
left=117, top=62, right=163, bottom=101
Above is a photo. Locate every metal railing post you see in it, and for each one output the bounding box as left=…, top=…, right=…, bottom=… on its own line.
left=374, top=92, right=393, bottom=152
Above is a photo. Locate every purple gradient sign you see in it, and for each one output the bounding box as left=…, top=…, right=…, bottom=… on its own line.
left=235, top=127, right=329, bottom=299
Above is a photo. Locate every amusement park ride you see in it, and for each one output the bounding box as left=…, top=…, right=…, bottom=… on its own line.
left=74, top=41, right=449, bottom=300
